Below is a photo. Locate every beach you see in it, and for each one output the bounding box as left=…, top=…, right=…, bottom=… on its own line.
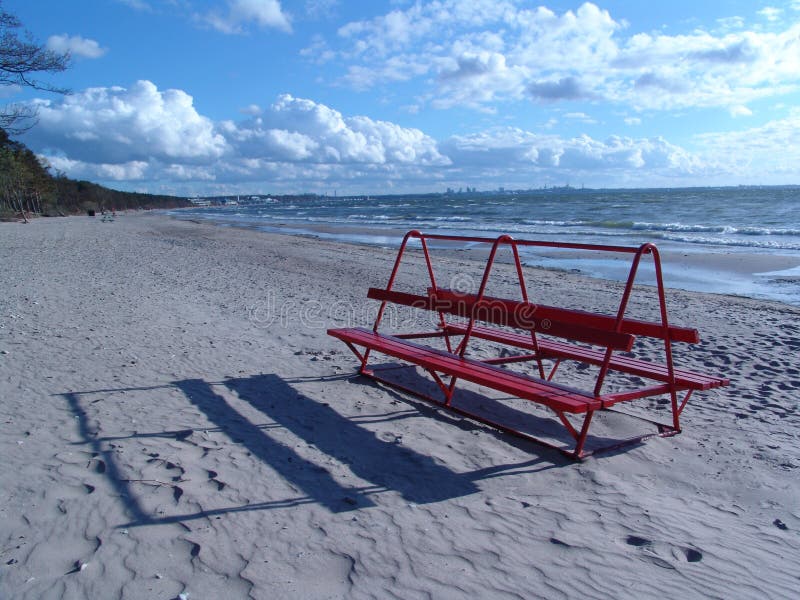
left=1, top=213, right=798, bottom=599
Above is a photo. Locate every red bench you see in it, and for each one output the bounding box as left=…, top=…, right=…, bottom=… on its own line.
left=328, top=231, right=728, bottom=459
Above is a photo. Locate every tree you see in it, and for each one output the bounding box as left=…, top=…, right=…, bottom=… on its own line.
left=0, top=2, right=70, bottom=133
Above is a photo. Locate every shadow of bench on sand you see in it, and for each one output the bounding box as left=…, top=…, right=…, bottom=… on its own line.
left=177, top=374, right=483, bottom=510
left=61, top=372, right=572, bottom=528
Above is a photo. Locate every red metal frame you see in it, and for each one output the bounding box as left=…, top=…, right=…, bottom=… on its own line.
left=332, top=230, right=727, bottom=459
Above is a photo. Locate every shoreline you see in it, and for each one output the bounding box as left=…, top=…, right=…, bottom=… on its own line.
left=2, top=213, right=798, bottom=599
left=167, top=211, right=800, bottom=306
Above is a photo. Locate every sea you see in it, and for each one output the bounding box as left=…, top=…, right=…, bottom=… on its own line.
left=169, top=186, right=800, bottom=305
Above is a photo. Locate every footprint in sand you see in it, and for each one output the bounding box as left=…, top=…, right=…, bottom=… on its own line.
left=624, top=535, right=702, bottom=567
left=207, top=469, right=226, bottom=491
left=64, top=537, right=102, bottom=575
left=189, top=541, right=201, bottom=558
left=626, top=535, right=650, bottom=547
left=65, top=559, right=88, bottom=575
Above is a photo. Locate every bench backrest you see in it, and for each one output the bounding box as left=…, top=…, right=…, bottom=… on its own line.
left=367, top=287, right=635, bottom=351
left=433, top=288, right=699, bottom=344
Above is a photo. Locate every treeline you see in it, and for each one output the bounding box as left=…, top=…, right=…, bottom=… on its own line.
left=0, top=128, right=190, bottom=220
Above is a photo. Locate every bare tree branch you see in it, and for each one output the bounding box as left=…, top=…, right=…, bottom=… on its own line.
left=0, top=1, right=70, bottom=133
left=0, top=102, right=38, bottom=134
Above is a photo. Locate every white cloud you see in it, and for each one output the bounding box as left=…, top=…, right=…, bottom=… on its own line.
left=440, top=128, right=546, bottom=167
left=716, top=16, right=744, bottom=31
left=45, top=155, right=150, bottom=181
left=46, top=34, right=108, bottom=59
left=240, top=104, right=263, bottom=116
left=687, top=113, right=800, bottom=184
left=321, top=1, right=620, bottom=103
left=564, top=112, right=597, bottom=123
left=441, top=128, right=697, bottom=175
left=27, top=81, right=228, bottom=164
left=434, top=51, right=526, bottom=110
left=162, top=164, right=218, bottom=181
left=308, top=1, right=800, bottom=116
left=729, top=105, right=753, bottom=117
left=529, top=77, right=595, bottom=102
left=226, top=94, right=449, bottom=165
left=299, top=35, right=336, bottom=64
left=305, top=0, right=338, bottom=20
left=337, top=8, right=416, bottom=55
left=205, top=0, right=292, bottom=34
left=757, top=7, right=782, bottom=21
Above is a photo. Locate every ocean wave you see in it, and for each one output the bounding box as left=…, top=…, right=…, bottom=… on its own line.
left=631, top=222, right=800, bottom=236
left=521, top=219, right=585, bottom=227
left=346, top=214, right=392, bottom=220
left=516, top=218, right=800, bottom=237
left=656, top=233, right=800, bottom=250
left=585, top=220, right=637, bottom=229
left=177, top=212, right=800, bottom=251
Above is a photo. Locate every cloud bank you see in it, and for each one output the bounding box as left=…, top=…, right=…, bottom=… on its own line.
left=308, top=0, right=800, bottom=115
left=24, top=79, right=796, bottom=195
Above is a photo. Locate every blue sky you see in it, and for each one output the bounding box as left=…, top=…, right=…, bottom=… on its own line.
left=6, top=0, right=800, bottom=195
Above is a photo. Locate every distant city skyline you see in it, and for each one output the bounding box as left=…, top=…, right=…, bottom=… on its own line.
left=7, top=0, right=800, bottom=195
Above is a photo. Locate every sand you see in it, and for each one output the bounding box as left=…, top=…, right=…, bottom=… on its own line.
left=1, top=213, right=798, bottom=599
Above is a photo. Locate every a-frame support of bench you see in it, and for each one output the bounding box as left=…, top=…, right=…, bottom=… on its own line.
left=328, top=230, right=728, bottom=459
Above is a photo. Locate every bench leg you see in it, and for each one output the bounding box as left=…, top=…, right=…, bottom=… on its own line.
left=547, top=359, right=562, bottom=382
left=556, top=410, right=594, bottom=459
left=442, top=329, right=454, bottom=354
left=672, top=389, right=692, bottom=431
left=573, top=411, right=594, bottom=458
left=343, top=342, right=366, bottom=366
left=342, top=342, right=377, bottom=377
left=556, top=411, right=578, bottom=439
left=427, top=369, right=457, bottom=406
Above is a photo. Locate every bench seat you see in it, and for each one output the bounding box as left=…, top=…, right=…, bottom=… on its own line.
left=328, top=327, right=601, bottom=414
left=443, top=323, right=729, bottom=391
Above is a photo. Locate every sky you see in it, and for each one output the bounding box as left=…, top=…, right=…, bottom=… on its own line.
left=5, top=0, right=800, bottom=196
